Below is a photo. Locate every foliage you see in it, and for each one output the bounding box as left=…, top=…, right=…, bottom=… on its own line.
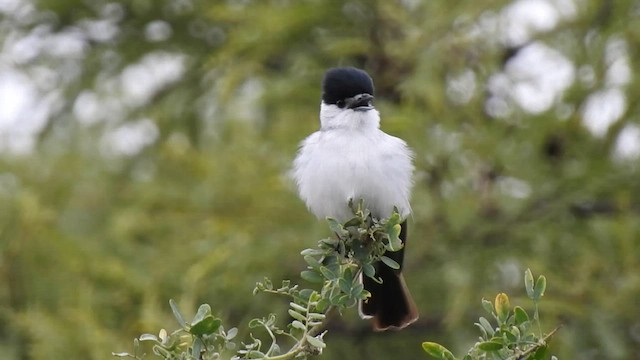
left=422, top=269, right=557, bottom=360
left=1, top=0, right=640, bottom=359
left=113, top=201, right=403, bottom=360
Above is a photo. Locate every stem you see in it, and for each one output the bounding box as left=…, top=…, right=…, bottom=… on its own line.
left=534, top=302, right=542, bottom=337
left=262, top=306, right=335, bottom=360
left=507, top=326, right=561, bottom=360
left=263, top=323, right=279, bottom=356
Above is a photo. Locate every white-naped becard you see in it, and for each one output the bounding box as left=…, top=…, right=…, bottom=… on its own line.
left=292, top=67, right=418, bottom=331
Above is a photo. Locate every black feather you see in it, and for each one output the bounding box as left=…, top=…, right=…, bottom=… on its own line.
left=361, top=221, right=419, bottom=331
left=322, top=67, right=374, bottom=107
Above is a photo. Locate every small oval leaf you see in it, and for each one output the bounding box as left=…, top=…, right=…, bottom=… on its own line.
left=477, top=341, right=504, bottom=352
left=514, top=306, right=529, bottom=325
left=304, top=255, right=321, bottom=269
left=534, top=275, right=546, bottom=301
left=288, top=309, right=306, bottom=323
left=363, top=263, right=376, bottom=278
left=291, top=320, right=306, bottom=330
left=190, top=315, right=221, bottom=336
left=319, top=266, right=337, bottom=280
left=226, top=327, right=238, bottom=339
left=139, top=333, right=158, bottom=342
left=481, top=298, right=494, bottom=315
left=306, top=334, right=326, bottom=349
left=169, top=299, right=187, bottom=329
left=478, top=317, right=495, bottom=336
left=338, top=278, right=351, bottom=293
left=421, top=342, right=456, bottom=360
left=191, top=337, right=203, bottom=358
left=301, top=270, right=324, bottom=284
left=289, top=302, right=307, bottom=313
left=300, top=248, right=325, bottom=256
left=191, top=304, right=212, bottom=325
left=380, top=256, right=401, bottom=270
left=525, top=269, right=535, bottom=299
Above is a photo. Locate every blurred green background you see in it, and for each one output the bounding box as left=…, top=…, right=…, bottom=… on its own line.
left=1, top=0, right=639, bottom=359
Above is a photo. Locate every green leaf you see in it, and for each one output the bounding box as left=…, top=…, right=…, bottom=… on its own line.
left=325, top=261, right=340, bottom=276
left=343, top=217, right=361, bottom=228
left=380, top=256, right=400, bottom=270
left=226, top=327, right=238, bottom=339
left=319, top=237, right=339, bottom=248
left=336, top=294, right=350, bottom=306
left=308, top=312, right=326, bottom=321
left=525, top=269, right=535, bottom=299
left=474, top=323, right=488, bottom=339
left=386, top=224, right=403, bottom=251
left=343, top=266, right=354, bottom=283
left=421, top=342, right=457, bottom=360
left=305, top=334, right=326, bottom=349
left=509, top=325, right=521, bottom=340
left=504, top=328, right=518, bottom=342
left=351, top=282, right=364, bottom=298
left=518, top=320, right=532, bottom=335
left=478, top=317, right=495, bottom=336
left=289, top=302, right=307, bottom=313
left=291, top=320, right=306, bottom=331
left=481, top=298, right=494, bottom=315
left=330, top=293, right=342, bottom=305
left=301, top=270, right=323, bottom=283
left=190, top=315, right=221, bottom=336
left=387, top=211, right=401, bottom=226
left=139, top=333, right=158, bottom=342
left=192, top=337, right=203, bottom=359
left=169, top=299, right=187, bottom=329
left=319, top=266, right=337, bottom=280
left=300, top=248, right=325, bottom=256
left=326, top=217, right=347, bottom=236
left=531, top=345, right=549, bottom=359
left=316, top=298, right=330, bottom=312
left=152, top=345, right=171, bottom=357
left=303, top=255, right=321, bottom=269
left=191, top=304, right=211, bottom=325
left=344, top=297, right=357, bottom=307
left=247, top=350, right=266, bottom=358
left=299, top=289, right=314, bottom=300
left=288, top=309, right=306, bottom=323
left=338, top=277, right=351, bottom=293
left=514, top=306, right=529, bottom=325
left=362, top=263, right=376, bottom=278
left=534, top=275, right=546, bottom=301
left=476, top=341, right=504, bottom=351
left=111, top=352, right=132, bottom=357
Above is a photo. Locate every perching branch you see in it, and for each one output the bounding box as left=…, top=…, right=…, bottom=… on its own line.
left=113, top=200, right=404, bottom=360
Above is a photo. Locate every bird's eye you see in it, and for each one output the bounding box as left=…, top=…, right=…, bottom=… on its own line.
left=336, top=100, right=345, bottom=108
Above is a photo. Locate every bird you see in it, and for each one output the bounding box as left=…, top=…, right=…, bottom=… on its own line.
left=292, top=67, right=418, bottom=331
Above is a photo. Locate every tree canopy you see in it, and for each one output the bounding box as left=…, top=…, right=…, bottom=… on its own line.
left=0, top=0, right=639, bottom=359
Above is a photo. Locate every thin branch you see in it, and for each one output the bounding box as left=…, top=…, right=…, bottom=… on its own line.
left=508, top=326, right=561, bottom=360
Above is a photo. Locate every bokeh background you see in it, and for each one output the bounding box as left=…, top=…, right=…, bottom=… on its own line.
left=1, top=0, right=639, bottom=359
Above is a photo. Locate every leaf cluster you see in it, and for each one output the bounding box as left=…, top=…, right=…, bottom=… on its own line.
left=114, top=201, right=403, bottom=360
left=422, top=269, right=558, bottom=360
left=113, top=301, right=237, bottom=360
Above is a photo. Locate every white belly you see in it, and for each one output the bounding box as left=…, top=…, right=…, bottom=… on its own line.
left=293, top=128, right=413, bottom=222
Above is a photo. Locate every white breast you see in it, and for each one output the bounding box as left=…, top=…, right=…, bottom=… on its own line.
left=292, top=111, right=414, bottom=222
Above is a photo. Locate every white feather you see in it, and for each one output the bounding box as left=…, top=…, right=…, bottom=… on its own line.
left=292, top=103, right=414, bottom=222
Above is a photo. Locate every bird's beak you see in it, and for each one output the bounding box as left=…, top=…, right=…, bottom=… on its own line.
left=345, top=93, right=374, bottom=112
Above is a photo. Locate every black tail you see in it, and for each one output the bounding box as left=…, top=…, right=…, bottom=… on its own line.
left=360, top=221, right=418, bottom=331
